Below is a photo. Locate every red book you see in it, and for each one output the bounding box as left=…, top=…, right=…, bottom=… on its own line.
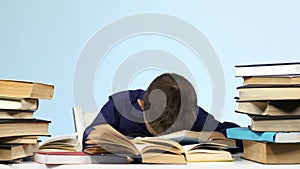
left=33, top=151, right=129, bottom=164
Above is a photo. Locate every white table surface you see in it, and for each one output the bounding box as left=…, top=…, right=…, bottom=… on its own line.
left=1, top=154, right=299, bottom=169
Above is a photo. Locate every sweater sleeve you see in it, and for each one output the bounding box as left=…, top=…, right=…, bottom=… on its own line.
left=82, top=96, right=121, bottom=150
left=192, top=106, right=243, bottom=152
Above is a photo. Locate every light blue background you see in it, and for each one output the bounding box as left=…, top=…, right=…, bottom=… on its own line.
left=1, top=0, right=300, bottom=138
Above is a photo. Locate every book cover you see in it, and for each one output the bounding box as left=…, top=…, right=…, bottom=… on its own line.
left=227, top=127, right=300, bottom=143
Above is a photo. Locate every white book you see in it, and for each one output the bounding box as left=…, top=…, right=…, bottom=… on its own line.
left=0, top=98, right=38, bottom=110
left=235, top=62, right=300, bottom=77
left=275, top=132, right=300, bottom=143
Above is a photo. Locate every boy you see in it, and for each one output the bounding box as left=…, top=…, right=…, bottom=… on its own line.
left=83, top=73, right=242, bottom=150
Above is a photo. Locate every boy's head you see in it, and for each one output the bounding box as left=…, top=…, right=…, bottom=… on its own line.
left=143, top=73, right=198, bottom=135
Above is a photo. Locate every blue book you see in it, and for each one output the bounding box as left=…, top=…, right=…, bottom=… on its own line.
left=226, top=127, right=300, bottom=143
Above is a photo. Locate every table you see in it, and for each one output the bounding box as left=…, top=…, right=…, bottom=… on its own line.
left=1, top=154, right=299, bottom=169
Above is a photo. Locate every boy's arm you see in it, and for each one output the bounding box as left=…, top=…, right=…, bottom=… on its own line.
left=193, top=106, right=243, bottom=152
left=82, top=96, right=121, bottom=150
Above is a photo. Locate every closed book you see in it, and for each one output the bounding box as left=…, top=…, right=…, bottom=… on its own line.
left=0, top=136, right=38, bottom=144
left=34, top=151, right=129, bottom=164
left=0, top=79, right=54, bottom=99
left=0, top=119, right=50, bottom=138
left=0, top=110, right=34, bottom=119
left=0, top=143, right=38, bottom=161
left=243, top=76, right=300, bottom=85
left=227, top=127, right=300, bottom=143
left=242, top=140, right=300, bottom=164
left=237, top=84, right=300, bottom=101
left=235, top=62, right=300, bottom=77
left=235, top=100, right=300, bottom=116
left=249, top=115, right=300, bottom=132
left=0, top=98, right=38, bottom=111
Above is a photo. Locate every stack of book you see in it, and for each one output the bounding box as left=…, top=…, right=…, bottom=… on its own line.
left=227, top=62, right=300, bottom=164
left=0, top=79, right=54, bottom=162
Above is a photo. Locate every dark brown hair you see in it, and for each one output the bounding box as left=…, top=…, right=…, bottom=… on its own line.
left=144, top=73, right=197, bottom=135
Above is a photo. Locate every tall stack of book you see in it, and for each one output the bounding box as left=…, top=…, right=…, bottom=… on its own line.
left=0, top=80, right=54, bottom=162
left=227, top=62, right=300, bottom=164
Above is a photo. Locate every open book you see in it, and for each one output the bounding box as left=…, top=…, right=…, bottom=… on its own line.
left=84, top=124, right=234, bottom=164
left=37, top=107, right=98, bottom=152
left=38, top=133, right=80, bottom=152
left=156, top=129, right=236, bottom=147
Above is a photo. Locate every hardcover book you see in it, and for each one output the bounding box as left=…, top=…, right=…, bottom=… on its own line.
left=0, top=98, right=38, bottom=111
left=242, top=140, right=300, bottom=164
left=0, top=136, right=38, bottom=144
left=249, top=115, right=300, bottom=132
left=227, top=127, right=300, bottom=143
left=0, top=143, right=38, bottom=161
left=235, top=100, right=300, bottom=116
left=0, top=79, right=54, bottom=99
left=0, top=110, right=34, bottom=119
left=237, top=84, right=300, bottom=101
left=0, top=119, right=50, bottom=138
left=235, top=62, right=300, bottom=77
left=243, top=76, right=300, bottom=85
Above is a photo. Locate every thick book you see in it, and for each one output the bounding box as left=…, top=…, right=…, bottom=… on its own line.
left=235, top=62, right=300, bottom=77
left=0, top=98, right=38, bottom=111
left=0, top=110, right=34, bottom=119
left=84, top=124, right=233, bottom=164
left=235, top=100, right=300, bottom=116
left=38, top=133, right=80, bottom=152
left=237, top=84, right=300, bottom=101
left=34, top=151, right=129, bottom=164
left=0, top=119, right=50, bottom=138
left=227, top=127, right=300, bottom=143
left=249, top=115, right=300, bottom=132
left=0, top=143, right=38, bottom=161
left=0, top=79, right=54, bottom=99
left=243, top=76, right=300, bottom=85
left=0, top=136, right=38, bottom=144
left=242, top=140, right=300, bottom=164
